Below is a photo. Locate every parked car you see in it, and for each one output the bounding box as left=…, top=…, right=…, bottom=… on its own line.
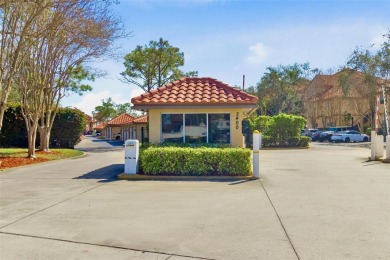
left=330, top=130, right=370, bottom=143
left=311, top=130, right=323, bottom=141
left=318, top=126, right=357, bottom=142
left=301, top=129, right=319, bottom=137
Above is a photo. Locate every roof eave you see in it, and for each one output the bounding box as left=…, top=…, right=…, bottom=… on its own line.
left=132, top=103, right=258, bottom=111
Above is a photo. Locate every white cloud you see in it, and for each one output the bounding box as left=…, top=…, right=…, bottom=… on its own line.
left=66, top=91, right=131, bottom=116
left=130, top=88, right=144, bottom=104
left=370, top=27, right=387, bottom=49
left=246, top=42, right=268, bottom=65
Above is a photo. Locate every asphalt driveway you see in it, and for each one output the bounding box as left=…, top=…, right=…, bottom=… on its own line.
left=0, top=141, right=389, bottom=259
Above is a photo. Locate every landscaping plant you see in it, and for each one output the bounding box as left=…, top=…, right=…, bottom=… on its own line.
left=140, top=147, right=251, bottom=176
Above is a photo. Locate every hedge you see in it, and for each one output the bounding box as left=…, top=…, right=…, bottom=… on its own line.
left=140, top=147, right=251, bottom=176
left=262, top=136, right=310, bottom=148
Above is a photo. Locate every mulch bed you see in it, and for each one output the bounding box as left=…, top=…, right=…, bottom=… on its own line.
left=0, top=157, right=49, bottom=169
left=0, top=150, right=60, bottom=170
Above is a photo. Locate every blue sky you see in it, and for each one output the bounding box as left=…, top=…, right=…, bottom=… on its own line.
left=61, top=0, right=390, bottom=115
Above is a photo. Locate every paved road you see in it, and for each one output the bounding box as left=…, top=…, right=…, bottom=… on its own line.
left=0, top=140, right=389, bottom=259
left=75, top=135, right=124, bottom=152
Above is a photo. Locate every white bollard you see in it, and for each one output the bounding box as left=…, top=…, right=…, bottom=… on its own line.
left=376, top=135, right=384, bottom=158
left=253, top=131, right=261, bottom=178
left=386, top=135, right=390, bottom=160
left=253, top=151, right=260, bottom=178
left=253, top=131, right=261, bottom=151
left=371, top=131, right=376, bottom=160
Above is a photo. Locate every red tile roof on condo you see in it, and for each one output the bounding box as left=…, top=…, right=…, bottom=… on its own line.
left=304, top=70, right=384, bottom=102
left=133, top=115, right=147, bottom=123
left=131, top=77, right=258, bottom=106
left=106, top=113, right=135, bottom=126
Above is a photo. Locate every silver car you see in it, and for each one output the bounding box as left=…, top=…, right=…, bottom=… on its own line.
left=331, top=130, right=370, bottom=143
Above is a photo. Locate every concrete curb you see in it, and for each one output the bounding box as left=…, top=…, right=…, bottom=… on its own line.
left=378, top=158, right=390, bottom=163
left=117, top=173, right=258, bottom=181
left=367, top=157, right=390, bottom=163
left=262, top=146, right=310, bottom=150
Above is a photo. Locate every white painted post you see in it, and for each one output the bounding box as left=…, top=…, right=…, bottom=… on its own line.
left=386, top=135, right=390, bottom=160
left=253, top=130, right=261, bottom=178
left=371, top=131, right=377, bottom=160
left=253, top=131, right=260, bottom=150
left=376, top=135, right=384, bottom=158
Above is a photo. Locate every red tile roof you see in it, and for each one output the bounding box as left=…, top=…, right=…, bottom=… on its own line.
left=106, top=113, right=135, bottom=126
left=131, top=77, right=258, bottom=106
left=133, top=115, right=147, bottom=123
left=93, top=123, right=106, bottom=130
left=84, top=114, right=92, bottom=121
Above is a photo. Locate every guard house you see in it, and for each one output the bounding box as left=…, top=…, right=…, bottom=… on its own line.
left=131, top=77, right=258, bottom=147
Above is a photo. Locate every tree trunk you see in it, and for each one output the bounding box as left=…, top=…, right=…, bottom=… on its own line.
left=38, top=126, right=51, bottom=151
left=0, top=102, right=7, bottom=132
left=27, top=123, right=38, bottom=159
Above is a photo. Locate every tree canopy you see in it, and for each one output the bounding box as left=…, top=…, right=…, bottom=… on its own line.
left=0, top=0, right=126, bottom=157
left=120, top=38, right=197, bottom=92
left=93, top=98, right=137, bottom=122
left=249, top=63, right=318, bottom=116
left=341, top=31, right=390, bottom=130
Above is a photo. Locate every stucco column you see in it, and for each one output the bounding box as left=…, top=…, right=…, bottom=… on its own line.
left=376, top=134, right=384, bottom=158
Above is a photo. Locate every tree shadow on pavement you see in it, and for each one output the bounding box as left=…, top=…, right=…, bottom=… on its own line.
left=73, top=164, right=123, bottom=183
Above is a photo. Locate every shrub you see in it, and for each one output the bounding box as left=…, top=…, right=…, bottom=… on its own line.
left=140, top=147, right=251, bottom=176
left=0, top=103, right=28, bottom=147
left=249, top=113, right=308, bottom=147
left=50, top=108, right=86, bottom=148
left=262, top=136, right=310, bottom=148
left=0, top=105, right=85, bottom=149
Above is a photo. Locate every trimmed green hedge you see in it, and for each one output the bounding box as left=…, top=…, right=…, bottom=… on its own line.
left=140, top=147, right=251, bottom=176
left=262, top=136, right=310, bottom=148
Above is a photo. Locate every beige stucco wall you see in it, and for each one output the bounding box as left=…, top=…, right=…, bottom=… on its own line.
left=148, top=108, right=246, bottom=147
left=305, top=94, right=390, bottom=131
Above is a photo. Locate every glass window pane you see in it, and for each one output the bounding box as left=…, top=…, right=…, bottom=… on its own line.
left=208, top=114, right=230, bottom=144
left=161, top=114, right=183, bottom=143
left=185, top=114, right=207, bottom=143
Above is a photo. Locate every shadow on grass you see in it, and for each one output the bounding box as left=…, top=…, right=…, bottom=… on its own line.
left=73, top=163, right=123, bottom=183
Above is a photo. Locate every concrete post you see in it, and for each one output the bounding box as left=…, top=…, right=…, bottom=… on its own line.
left=371, top=131, right=376, bottom=160
left=386, top=135, right=390, bottom=160
left=376, top=135, right=384, bottom=158
left=253, top=131, right=261, bottom=178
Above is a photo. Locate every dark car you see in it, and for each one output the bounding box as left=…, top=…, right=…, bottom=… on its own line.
left=311, top=131, right=322, bottom=141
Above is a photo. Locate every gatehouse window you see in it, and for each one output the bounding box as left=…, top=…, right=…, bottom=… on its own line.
left=161, top=113, right=230, bottom=144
